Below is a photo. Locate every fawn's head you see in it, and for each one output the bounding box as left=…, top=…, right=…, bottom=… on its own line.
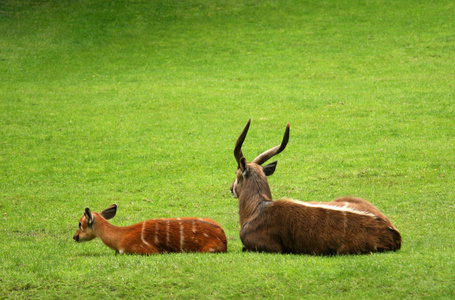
left=230, top=119, right=290, bottom=199
left=73, top=204, right=117, bottom=243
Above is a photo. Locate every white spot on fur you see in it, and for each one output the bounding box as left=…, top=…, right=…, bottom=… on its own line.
left=203, top=233, right=209, bottom=237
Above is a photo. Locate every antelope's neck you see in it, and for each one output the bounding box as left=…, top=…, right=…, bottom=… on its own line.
left=93, top=214, right=126, bottom=251
left=238, top=193, right=272, bottom=226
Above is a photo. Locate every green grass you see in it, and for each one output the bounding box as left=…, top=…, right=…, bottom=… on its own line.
left=1, top=0, right=454, bottom=298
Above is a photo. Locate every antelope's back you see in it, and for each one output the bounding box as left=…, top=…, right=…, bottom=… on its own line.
left=141, top=217, right=227, bottom=253
left=332, top=197, right=396, bottom=227
left=268, top=199, right=401, bottom=254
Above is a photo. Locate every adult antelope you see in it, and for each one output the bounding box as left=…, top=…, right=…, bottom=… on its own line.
left=230, top=119, right=401, bottom=255
left=73, top=204, right=227, bottom=254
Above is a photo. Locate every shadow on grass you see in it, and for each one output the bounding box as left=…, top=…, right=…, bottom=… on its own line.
left=72, top=251, right=112, bottom=257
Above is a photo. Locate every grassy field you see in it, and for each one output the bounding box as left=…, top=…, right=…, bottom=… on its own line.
left=1, top=0, right=454, bottom=298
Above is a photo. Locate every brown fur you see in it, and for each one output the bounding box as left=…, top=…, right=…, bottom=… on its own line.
left=231, top=120, right=401, bottom=255
left=73, top=204, right=227, bottom=254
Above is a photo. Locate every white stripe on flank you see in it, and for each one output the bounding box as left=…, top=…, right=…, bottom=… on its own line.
left=141, top=222, right=151, bottom=246
left=342, top=202, right=349, bottom=240
left=192, top=220, right=197, bottom=234
left=343, top=202, right=349, bottom=229
left=154, top=222, right=159, bottom=244
left=166, top=220, right=170, bottom=247
left=179, top=220, right=184, bottom=251
left=285, top=199, right=377, bottom=218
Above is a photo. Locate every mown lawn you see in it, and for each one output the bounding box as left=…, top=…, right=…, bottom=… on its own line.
left=1, top=0, right=454, bottom=298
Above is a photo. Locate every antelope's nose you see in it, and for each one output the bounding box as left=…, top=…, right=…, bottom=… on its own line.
left=73, top=235, right=79, bottom=242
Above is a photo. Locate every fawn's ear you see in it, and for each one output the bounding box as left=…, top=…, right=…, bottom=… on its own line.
left=84, top=207, right=94, bottom=226
left=101, top=204, right=117, bottom=220
left=262, top=161, right=277, bottom=177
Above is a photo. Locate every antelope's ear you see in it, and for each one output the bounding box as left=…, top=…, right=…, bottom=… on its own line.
left=263, top=161, right=277, bottom=177
left=101, top=204, right=117, bottom=220
left=240, top=157, right=248, bottom=176
left=84, top=207, right=94, bottom=226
